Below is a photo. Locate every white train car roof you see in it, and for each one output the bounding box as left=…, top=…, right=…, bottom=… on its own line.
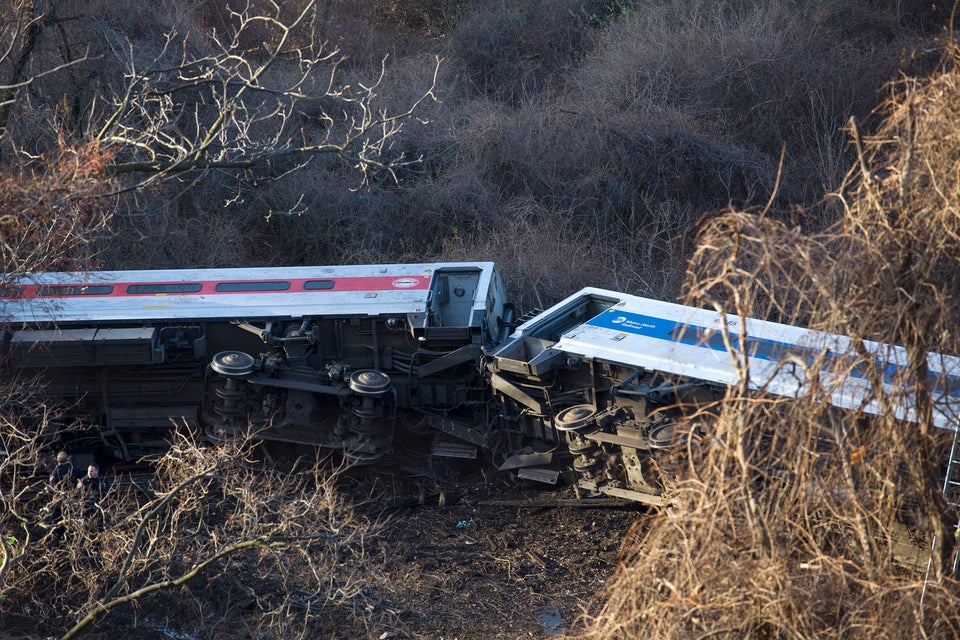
left=507, top=287, right=960, bottom=430
left=0, top=262, right=499, bottom=324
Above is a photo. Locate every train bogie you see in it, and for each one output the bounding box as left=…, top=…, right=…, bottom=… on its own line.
left=488, top=289, right=721, bottom=504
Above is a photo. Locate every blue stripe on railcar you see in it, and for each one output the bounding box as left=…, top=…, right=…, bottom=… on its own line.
left=585, top=310, right=675, bottom=341
left=586, top=309, right=811, bottom=363
left=585, top=309, right=960, bottom=398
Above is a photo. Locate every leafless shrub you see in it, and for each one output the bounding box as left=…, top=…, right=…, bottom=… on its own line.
left=572, top=0, right=911, bottom=209
left=448, top=0, right=599, bottom=104
left=0, top=138, right=115, bottom=276
left=1, top=424, right=383, bottom=638
left=585, top=47, right=960, bottom=640
left=437, top=192, right=696, bottom=311
left=78, top=0, right=931, bottom=299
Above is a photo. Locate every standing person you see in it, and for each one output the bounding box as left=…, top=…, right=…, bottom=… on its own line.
left=43, top=451, right=78, bottom=534
left=77, top=464, right=110, bottom=528
left=48, top=451, right=77, bottom=489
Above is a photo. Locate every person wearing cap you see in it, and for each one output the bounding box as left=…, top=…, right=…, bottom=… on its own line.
left=43, top=451, right=79, bottom=533
left=48, top=451, right=78, bottom=489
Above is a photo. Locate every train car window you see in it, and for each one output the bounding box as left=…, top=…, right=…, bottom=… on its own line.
left=932, top=371, right=960, bottom=396
left=127, top=283, right=203, bottom=294
left=303, top=280, right=335, bottom=290
left=669, top=326, right=728, bottom=351
left=0, top=285, right=23, bottom=297
left=37, top=285, right=114, bottom=296
left=215, top=281, right=290, bottom=292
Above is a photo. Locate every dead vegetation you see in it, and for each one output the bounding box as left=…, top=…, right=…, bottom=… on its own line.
left=584, top=45, right=960, bottom=640
left=0, top=2, right=939, bottom=296
left=0, top=425, right=382, bottom=639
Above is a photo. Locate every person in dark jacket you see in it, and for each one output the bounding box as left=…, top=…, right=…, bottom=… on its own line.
left=48, top=451, right=78, bottom=489
left=77, top=464, right=110, bottom=527
left=42, top=451, right=79, bottom=535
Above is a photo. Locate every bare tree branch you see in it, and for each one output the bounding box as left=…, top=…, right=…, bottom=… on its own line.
left=88, top=2, right=438, bottom=190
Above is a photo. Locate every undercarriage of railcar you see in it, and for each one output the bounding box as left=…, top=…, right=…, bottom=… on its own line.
left=4, top=313, right=495, bottom=465
left=490, top=359, right=723, bottom=506
left=487, top=293, right=724, bottom=506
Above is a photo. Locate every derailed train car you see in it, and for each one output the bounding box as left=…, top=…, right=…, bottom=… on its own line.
left=3, top=264, right=960, bottom=506
left=487, top=287, right=960, bottom=505
left=0, top=263, right=511, bottom=462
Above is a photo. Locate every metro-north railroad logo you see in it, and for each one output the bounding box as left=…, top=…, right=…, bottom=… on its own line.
left=611, top=315, right=628, bottom=324
left=391, top=278, right=419, bottom=288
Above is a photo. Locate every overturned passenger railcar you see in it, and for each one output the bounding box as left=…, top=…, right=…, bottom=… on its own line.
left=487, top=287, right=960, bottom=505
left=1, top=262, right=510, bottom=462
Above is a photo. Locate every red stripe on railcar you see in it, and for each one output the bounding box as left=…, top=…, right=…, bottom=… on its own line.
left=2, top=275, right=432, bottom=299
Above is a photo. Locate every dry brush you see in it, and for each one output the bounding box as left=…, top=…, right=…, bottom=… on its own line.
left=585, top=47, right=960, bottom=640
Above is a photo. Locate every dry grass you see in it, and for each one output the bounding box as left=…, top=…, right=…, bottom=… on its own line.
left=584, top=47, right=960, bottom=640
